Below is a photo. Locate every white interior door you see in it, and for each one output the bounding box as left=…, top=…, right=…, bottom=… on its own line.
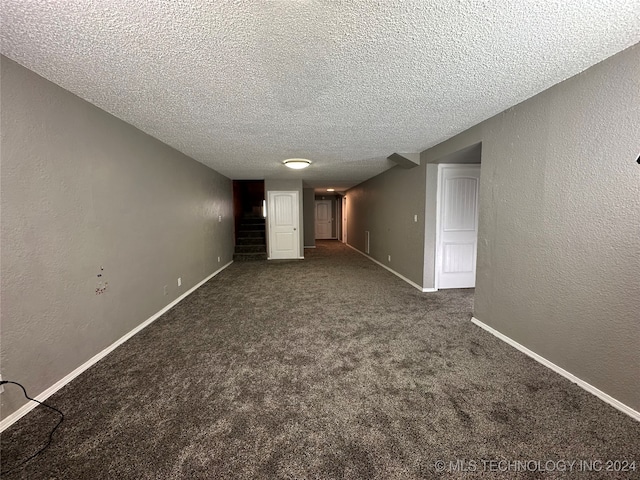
left=436, top=165, right=480, bottom=289
left=267, top=191, right=300, bottom=259
left=315, top=200, right=332, bottom=239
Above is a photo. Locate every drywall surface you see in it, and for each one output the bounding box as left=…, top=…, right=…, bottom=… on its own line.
left=0, top=56, right=234, bottom=419
left=427, top=44, right=640, bottom=410
left=264, top=178, right=304, bottom=256
left=422, top=163, right=439, bottom=290
left=347, top=164, right=427, bottom=287
left=303, top=188, right=315, bottom=247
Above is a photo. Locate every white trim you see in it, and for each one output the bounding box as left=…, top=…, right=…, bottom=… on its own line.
left=346, top=243, right=435, bottom=293
left=471, top=317, right=640, bottom=422
left=0, top=261, right=233, bottom=432
left=267, top=257, right=305, bottom=260
left=304, top=245, right=316, bottom=249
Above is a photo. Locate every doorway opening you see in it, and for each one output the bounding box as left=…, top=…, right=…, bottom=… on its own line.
left=267, top=190, right=301, bottom=260
left=424, top=142, right=482, bottom=290
left=435, top=164, right=480, bottom=289
left=232, top=180, right=266, bottom=261
left=315, top=200, right=332, bottom=239
left=314, top=194, right=341, bottom=240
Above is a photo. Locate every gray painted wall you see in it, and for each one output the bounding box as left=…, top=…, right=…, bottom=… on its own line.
left=0, top=56, right=234, bottom=419
left=422, top=163, right=439, bottom=290
left=346, top=164, right=427, bottom=287
left=303, top=188, right=315, bottom=247
left=264, top=178, right=304, bottom=257
left=424, top=44, right=640, bottom=410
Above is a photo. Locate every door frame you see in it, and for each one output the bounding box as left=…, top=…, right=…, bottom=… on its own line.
left=342, top=196, right=348, bottom=244
left=434, top=163, right=481, bottom=289
left=267, top=190, right=301, bottom=260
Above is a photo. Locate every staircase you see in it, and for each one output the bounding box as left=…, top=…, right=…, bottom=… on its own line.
left=233, top=215, right=267, bottom=261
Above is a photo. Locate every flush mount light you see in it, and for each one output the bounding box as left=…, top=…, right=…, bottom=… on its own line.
left=327, top=188, right=335, bottom=192
left=283, top=158, right=312, bottom=170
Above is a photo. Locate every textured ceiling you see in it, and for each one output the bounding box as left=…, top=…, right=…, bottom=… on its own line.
left=2, top=1, right=639, bottom=191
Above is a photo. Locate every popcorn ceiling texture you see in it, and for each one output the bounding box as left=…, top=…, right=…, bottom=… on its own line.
left=1, top=1, right=640, bottom=188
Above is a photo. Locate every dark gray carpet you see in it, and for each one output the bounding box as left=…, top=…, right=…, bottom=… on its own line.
left=2, top=241, right=639, bottom=479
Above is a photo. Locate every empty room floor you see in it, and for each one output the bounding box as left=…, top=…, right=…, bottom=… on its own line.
left=2, top=241, right=639, bottom=479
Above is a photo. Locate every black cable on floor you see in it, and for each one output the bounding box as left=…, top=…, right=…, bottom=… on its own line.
left=0, top=381, right=64, bottom=477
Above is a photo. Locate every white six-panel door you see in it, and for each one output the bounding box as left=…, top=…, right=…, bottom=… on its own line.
left=436, top=165, right=480, bottom=289
left=267, top=191, right=300, bottom=259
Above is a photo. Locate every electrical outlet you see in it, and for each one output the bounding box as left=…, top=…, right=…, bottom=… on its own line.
left=218, top=215, right=222, bottom=223
left=163, top=285, right=168, bottom=296
left=388, top=255, right=391, bottom=262
left=414, top=214, right=418, bottom=222
left=0, top=374, right=4, bottom=394
left=217, top=256, right=221, bottom=263
left=177, top=277, right=182, bottom=287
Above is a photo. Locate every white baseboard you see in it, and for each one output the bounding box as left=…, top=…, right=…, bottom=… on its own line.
left=0, top=261, right=233, bottom=432
left=304, top=246, right=316, bottom=249
left=267, top=257, right=305, bottom=260
left=346, top=243, right=435, bottom=293
left=471, top=317, right=640, bottom=422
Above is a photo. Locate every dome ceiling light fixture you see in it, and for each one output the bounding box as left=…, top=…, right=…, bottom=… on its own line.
left=283, top=158, right=312, bottom=170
